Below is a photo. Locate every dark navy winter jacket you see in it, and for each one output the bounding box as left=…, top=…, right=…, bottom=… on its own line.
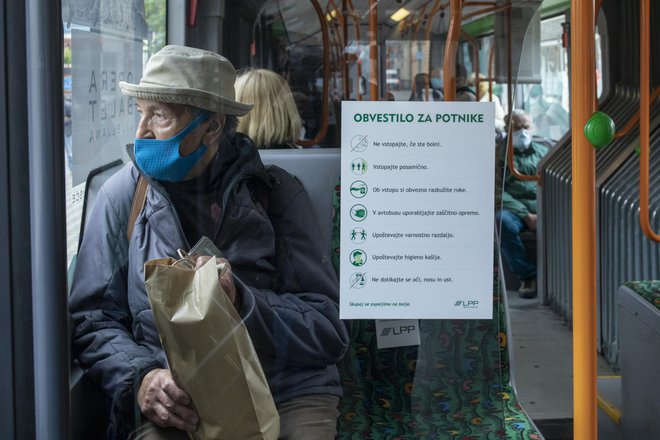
left=69, top=133, right=348, bottom=438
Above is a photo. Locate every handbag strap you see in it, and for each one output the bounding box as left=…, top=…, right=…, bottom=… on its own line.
left=127, top=175, right=148, bottom=241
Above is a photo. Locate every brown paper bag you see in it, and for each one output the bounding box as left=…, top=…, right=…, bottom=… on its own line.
left=144, top=257, right=280, bottom=440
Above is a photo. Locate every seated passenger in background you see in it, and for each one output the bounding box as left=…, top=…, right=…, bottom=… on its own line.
left=455, top=64, right=477, bottom=102
left=69, top=46, right=348, bottom=439
left=409, top=72, right=430, bottom=101
left=235, top=68, right=304, bottom=149
left=292, top=91, right=318, bottom=141
left=496, top=109, right=549, bottom=298
left=429, top=66, right=444, bottom=101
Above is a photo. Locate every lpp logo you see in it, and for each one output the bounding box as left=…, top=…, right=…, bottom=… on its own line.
left=380, top=324, right=417, bottom=336
left=454, top=300, right=479, bottom=308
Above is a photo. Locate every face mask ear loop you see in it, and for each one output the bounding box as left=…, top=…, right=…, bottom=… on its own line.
left=175, top=111, right=211, bottom=145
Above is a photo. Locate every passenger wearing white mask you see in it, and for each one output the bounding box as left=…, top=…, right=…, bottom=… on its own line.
left=496, top=109, right=549, bottom=298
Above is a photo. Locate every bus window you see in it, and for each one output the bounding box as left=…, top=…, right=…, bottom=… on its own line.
left=386, top=39, right=432, bottom=101
left=63, top=1, right=167, bottom=267
left=520, top=15, right=602, bottom=142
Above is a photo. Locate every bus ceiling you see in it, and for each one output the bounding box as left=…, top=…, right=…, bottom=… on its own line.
left=246, top=0, right=571, bottom=42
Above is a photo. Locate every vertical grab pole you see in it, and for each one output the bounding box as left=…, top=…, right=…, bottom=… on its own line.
left=639, top=0, right=660, bottom=242
left=443, top=0, right=462, bottom=101
left=342, top=0, right=351, bottom=100
left=26, top=0, right=70, bottom=438
left=570, top=1, right=598, bottom=439
left=369, top=0, right=378, bottom=100
left=299, top=0, right=330, bottom=147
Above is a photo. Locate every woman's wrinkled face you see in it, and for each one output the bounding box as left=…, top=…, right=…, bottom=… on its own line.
left=135, top=99, right=206, bottom=156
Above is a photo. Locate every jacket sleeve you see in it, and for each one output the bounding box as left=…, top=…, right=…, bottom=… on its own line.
left=68, top=174, right=162, bottom=429
left=237, top=176, right=349, bottom=368
left=501, top=188, right=531, bottom=218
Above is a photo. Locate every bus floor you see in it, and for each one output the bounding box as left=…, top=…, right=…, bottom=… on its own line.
left=507, top=289, right=616, bottom=440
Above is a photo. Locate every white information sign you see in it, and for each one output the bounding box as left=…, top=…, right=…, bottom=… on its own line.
left=340, top=101, right=495, bottom=319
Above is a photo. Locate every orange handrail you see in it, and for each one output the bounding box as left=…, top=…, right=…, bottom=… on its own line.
left=424, top=0, right=448, bottom=41
left=506, top=135, right=541, bottom=182
left=421, top=0, right=448, bottom=102
left=464, top=1, right=496, bottom=6
left=443, top=0, right=462, bottom=101
left=342, top=0, right=350, bottom=100
left=327, top=4, right=345, bottom=94
left=613, top=87, right=660, bottom=139
left=413, top=2, right=429, bottom=37
left=506, top=5, right=513, bottom=114
left=297, top=0, right=329, bottom=147
left=461, top=3, right=510, bottom=21
left=412, top=3, right=432, bottom=101
left=326, top=1, right=344, bottom=73
left=461, top=29, right=480, bottom=92
left=369, top=0, right=378, bottom=100
left=346, top=0, right=362, bottom=101
left=639, top=0, right=660, bottom=242
left=571, top=0, right=598, bottom=439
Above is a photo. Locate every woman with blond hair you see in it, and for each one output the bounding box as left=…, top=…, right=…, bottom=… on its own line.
left=235, top=68, right=303, bottom=149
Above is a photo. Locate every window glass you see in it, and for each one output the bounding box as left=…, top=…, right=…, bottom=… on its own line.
left=62, top=0, right=166, bottom=267
left=519, top=15, right=603, bottom=141
left=521, top=15, right=569, bottom=140
left=385, top=40, right=432, bottom=101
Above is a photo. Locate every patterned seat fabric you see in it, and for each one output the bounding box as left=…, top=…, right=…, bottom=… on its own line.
left=332, top=181, right=542, bottom=439
left=624, top=280, right=660, bottom=311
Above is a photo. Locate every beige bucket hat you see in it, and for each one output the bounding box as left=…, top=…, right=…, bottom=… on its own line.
left=119, top=45, right=253, bottom=116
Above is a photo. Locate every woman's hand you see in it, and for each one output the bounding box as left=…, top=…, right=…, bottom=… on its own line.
left=195, top=256, right=238, bottom=306
left=137, top=368, right=199, bottom=432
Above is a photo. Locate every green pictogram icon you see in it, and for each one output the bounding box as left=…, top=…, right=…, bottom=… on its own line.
left=351, top=158, right=368, bottom=175
left=351, top=134, right=368, bottom=152
left=350, top=227, right=367, bottom=244
left=350, top=249, right=367, bottom=267
left=350, top=204, right=367, bottom=222
left=349, top=272, right=367, bottom=289
left=350, top=181, right=368, bottom=198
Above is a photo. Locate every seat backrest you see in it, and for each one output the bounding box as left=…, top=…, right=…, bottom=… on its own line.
left=259, top=148, right=340, bottom=248
left=78, top=159, right=124, bottom=250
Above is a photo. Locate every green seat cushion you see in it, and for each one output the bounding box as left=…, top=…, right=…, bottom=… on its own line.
left=337, top=286, right=542, bottom=439
left=624, top=280, right=660, bottom=311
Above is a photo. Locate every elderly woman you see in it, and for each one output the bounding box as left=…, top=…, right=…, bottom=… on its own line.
left=69, top=46, right=348, bottom=439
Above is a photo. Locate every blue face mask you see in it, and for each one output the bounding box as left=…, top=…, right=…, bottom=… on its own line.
left=430, top=77, right=442, bottom=89
left=134, top=112, right=210, bottom=182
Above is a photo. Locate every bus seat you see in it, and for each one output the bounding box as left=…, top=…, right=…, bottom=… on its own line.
left=68, top=159, right=124, bottom=291
left=617, top=281, right=660, bottom=437
left=77, top=159, right=124, bottom=251
left=259, top=149, right=543, bottom=439
left=70, top=159, right=124, bottom=440
left=258, top=148, right=341, bottom=249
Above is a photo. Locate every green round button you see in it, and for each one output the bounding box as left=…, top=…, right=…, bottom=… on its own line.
left=584, top=111, right=615, bottom=148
